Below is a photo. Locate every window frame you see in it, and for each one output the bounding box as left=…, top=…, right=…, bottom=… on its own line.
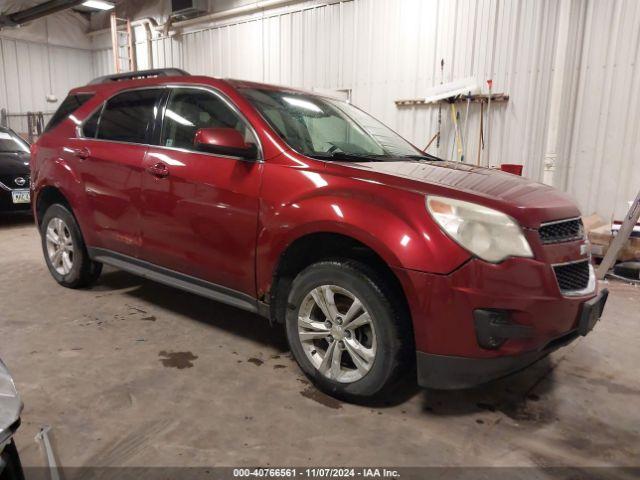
left=80, top=102, right=106, bottom=139
left=76, top=84, right=263, bottom=162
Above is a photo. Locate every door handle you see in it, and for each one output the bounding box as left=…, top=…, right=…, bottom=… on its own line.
left=147, top=161, right=169, bottom=178
left=73, top=147, right=90, bottom=160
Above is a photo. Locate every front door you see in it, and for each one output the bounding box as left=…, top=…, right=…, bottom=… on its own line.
left=140, top=87, right=263, bottom=296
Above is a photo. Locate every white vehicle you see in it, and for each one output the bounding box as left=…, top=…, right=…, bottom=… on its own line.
left=0, top=359, right=23, bottom=480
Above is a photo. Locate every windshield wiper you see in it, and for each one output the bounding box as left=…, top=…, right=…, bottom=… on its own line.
left=403, top=153, right=443, bottom=161
left=308, top=151, right=444, bottom=163
left=309, top=152, right=386, bottom=162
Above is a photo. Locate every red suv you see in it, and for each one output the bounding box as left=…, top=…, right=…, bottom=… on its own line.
left=31, top=69, right=607, bottom=401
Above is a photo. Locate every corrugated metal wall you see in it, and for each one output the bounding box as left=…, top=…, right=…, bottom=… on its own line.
left=556, top=0, right=640, bottom=221
left=92, top=0, right=562, bottom=184
left=0, top=36, right=94, bottom=134
left=80, top=0, right=640, bottom=220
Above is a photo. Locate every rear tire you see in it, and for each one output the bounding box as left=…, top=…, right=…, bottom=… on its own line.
left=40, top=204, right=102, bottom=288
left=284, top=260, right=412, bottom=402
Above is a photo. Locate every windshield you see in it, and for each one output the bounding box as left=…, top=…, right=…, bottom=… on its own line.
left=240, top=88, right=428, bottom=160
left=0, top=130, right=29, bottom=154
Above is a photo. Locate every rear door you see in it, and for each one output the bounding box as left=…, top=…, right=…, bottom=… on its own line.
left=68, top=88, right=165, bottom=257
left=139, top=87, right=263, bottom=295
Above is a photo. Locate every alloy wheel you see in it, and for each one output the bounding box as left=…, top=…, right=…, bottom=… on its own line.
left=45, top=217, right=74, bottom=275
left=297, top=285, right=377, bottom=383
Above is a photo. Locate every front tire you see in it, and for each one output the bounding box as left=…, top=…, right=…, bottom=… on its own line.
left=285, top=260, right=412, bottom=402
left=40, top=204, right=102, bottom=288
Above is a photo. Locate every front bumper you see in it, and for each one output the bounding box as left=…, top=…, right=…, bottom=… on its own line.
left=416, top=288, right=608, bottom=389
left=393, top=255, right=608, bottom=389
left=0, top=190, right=30, bottom=213
left=417, top=330, right=577, bottom=390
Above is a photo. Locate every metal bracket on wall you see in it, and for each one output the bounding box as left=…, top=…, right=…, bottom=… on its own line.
left=394, top=93, right=509, bottom=108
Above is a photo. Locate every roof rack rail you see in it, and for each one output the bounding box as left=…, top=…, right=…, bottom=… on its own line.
left=88, top=68, right=190, bottom=85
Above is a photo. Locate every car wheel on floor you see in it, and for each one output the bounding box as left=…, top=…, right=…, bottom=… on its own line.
left=40, top=203, right=102, bottom=288
left=285, top=260, right=412, bottom=402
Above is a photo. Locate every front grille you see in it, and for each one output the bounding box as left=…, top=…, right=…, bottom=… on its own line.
left=0, top=174, right=30, bottom=190
left=553, top=260, right=591, bottom=293
left=539, top=218, right=584, bottom=244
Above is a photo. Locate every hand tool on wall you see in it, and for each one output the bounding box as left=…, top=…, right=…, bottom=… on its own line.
left=476, top=100, right=484, bottom=166
left=485, top=79, right=493, bottom=166
left=456, top=106, right=464, bottom=161
left=462, top=90, right=472, bottom=162
left=436, top=59, right=444, bottom=153
left=449, top=99, right=463, bottom=161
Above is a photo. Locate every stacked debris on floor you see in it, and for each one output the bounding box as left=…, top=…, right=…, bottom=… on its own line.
left=584, top=213, right=640, bottom=282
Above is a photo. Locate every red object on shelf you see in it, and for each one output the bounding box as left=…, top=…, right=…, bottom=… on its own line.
left=501, top=164, right=523, bottom=176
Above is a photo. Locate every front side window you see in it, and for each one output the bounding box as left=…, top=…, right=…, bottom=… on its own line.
left=161, top=88, right=256, bottom=151
left=0, top=129, right=29, bottom=153
left=97, top=89, right=163, bottom=144
left=240, top=88, right=426, bottom=160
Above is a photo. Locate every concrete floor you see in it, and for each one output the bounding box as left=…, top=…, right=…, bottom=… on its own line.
left=1, top=213, right=639, bottom=469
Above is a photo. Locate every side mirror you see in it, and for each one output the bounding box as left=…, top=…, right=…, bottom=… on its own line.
left=194, top=127, right=258, bottom=160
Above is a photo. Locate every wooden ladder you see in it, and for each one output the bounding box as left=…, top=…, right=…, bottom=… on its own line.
left=110, top=11, right=137, bottom=73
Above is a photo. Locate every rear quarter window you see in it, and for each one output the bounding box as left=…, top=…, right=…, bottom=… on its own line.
left=45, top=93, right=94, bottom=132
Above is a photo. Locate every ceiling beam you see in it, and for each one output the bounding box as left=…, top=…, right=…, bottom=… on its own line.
left=0, top=0, right=85, bottom=28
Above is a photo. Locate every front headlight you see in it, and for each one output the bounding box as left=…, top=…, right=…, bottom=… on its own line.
left=426, top=195, right=533, bottom=263
left=0, top=360, right=22, bottom=445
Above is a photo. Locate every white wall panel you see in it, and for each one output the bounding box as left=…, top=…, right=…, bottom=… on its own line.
left=0, top=37, right=93, bottom=134
left=558, top=0, right=640, bottom=220
left=87, top=0, right=639, bottom=220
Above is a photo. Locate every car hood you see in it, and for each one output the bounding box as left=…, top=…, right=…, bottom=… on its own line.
left=343, top=160, right=581, bottom=228
left=0, top=152, right=30, bottom=176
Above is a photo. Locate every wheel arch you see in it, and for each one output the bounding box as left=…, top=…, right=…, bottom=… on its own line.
left=268, top=232, right=412, bottom=332
left=35, top=185, right=72, bottom=227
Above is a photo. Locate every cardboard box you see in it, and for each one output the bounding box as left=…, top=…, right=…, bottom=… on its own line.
left=587, top=224, right=640, bottom=261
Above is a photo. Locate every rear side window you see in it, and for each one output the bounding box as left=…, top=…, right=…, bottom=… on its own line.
left=45, top=93, right=94, bottom=132
left=97, top=89, right=163, bottom=144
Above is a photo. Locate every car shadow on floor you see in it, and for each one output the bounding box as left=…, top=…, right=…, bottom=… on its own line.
left=419, top=355, right=560, bottom=425
left=364, top=356, right=560, bottom=411
left=93, top=268, right=561, bottom=414
left=94, top=268, right=290, bottom=353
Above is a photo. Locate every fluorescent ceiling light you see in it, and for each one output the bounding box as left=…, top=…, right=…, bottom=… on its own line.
left=165, top=109, right=194, bottom=127
left=283, top=96, right=323, bottom=113
left=82, top=1, right=115, bottom=10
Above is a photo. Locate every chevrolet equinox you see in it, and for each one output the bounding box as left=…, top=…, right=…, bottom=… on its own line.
left=31, top=69, right=608, bottom=401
